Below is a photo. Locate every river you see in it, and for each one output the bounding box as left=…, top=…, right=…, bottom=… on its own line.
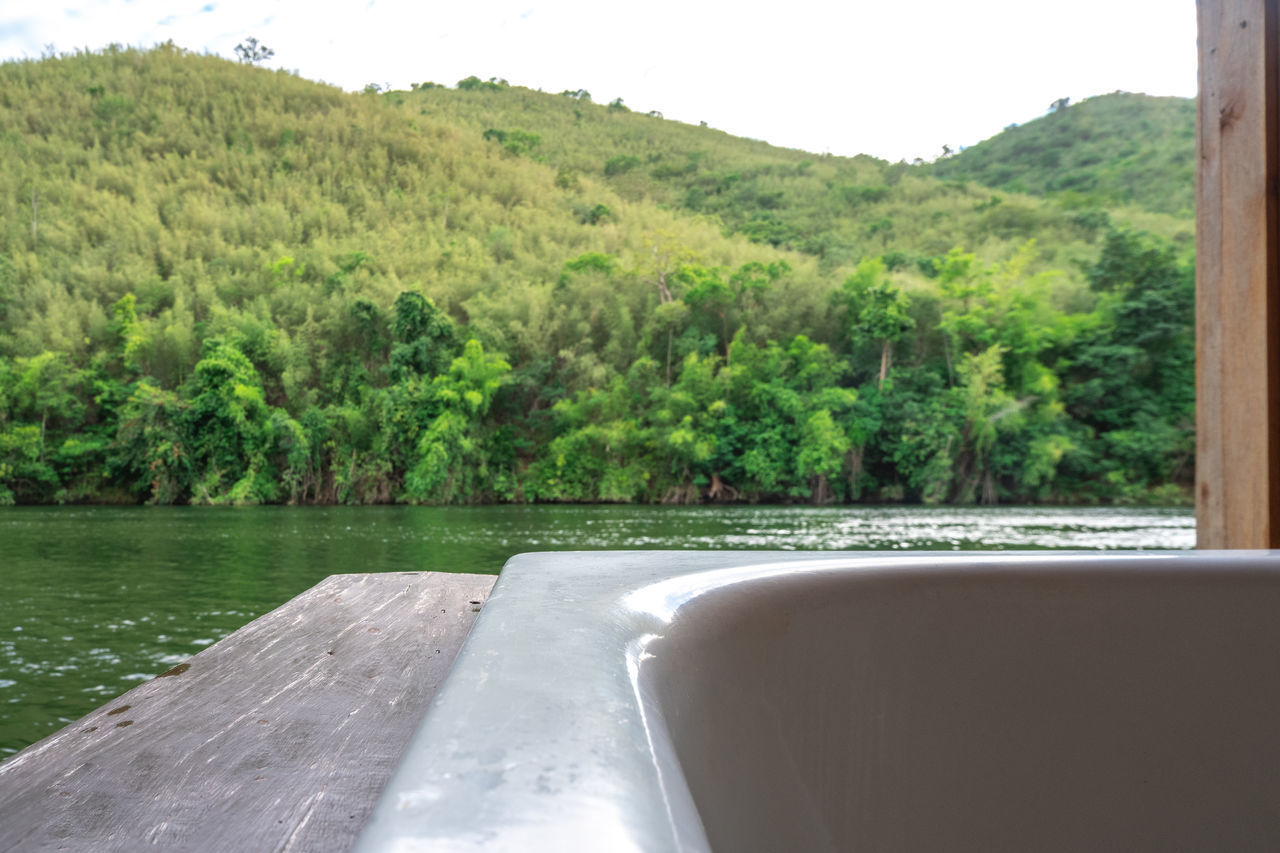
left=0, top=504, right=1192, bottom=757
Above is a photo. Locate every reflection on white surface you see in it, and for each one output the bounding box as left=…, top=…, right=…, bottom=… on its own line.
left=619, top=551, right=1184, bottom=623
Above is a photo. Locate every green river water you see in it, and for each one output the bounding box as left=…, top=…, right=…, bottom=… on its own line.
left=0, top=504, right=1193, bottom=757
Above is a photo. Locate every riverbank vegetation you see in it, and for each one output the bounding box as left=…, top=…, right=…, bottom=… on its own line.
left=0, top=45, right=1194, bottom=505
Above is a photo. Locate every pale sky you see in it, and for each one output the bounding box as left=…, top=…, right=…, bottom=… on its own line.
left=1, top=1, right=1197, bottom=162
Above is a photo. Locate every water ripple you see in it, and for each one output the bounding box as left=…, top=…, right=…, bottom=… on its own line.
left=0, top=504, right=1192, bottom=758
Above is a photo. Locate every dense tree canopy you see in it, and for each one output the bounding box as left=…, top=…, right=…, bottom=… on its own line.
left=929, top=93, right=1195, bottom=217
left=0, top=46, right=1194, bottom=506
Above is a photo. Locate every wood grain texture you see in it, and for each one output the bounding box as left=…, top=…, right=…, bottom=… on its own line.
left=0, top=571, right=496, bottom=852
left=1197, top=0, right=1280, bottom=547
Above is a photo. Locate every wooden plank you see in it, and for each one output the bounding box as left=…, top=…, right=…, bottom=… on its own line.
left=1196, top=0, right=1280, bottom=547
left=0, top=571, right=496, bottom=853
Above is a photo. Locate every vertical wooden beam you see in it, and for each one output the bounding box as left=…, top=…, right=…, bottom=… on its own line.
left=1197, top=0, right=1280, bottom=547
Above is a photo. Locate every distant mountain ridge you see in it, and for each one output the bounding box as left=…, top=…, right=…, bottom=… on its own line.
left=391, top=82, right=1192, bottom=275
left=927, top=92, right=1195, bottom=217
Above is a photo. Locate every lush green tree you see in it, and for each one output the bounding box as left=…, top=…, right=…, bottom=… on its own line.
left=1056, top=229, right=1194, bottom=498
left=0, top=46, right=1194, bottom=507
left=111, top=379, right=190, bottom=504
left=837, top=257, right=914, bottom=387
left=181, top=339, right=303, bottom=504
left=930, top=93, right=1194, bottom=216
left=405, top=339, right=511, bottom=503
left=526, top=363, right=653, bottom=503
left=234, top=37, right=274, bottom=64
left=389, top=291, right=457, bottom=381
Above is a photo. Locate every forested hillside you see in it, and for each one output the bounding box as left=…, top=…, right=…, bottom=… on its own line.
left=398, top=81, right=1192, bottom=270
left=928, top=92, right=1195, bottom=217
left=0, top=45, right=1194, bottom=506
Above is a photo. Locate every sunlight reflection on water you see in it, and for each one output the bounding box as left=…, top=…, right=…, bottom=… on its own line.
left=0, top=504, right=1192, bottom=756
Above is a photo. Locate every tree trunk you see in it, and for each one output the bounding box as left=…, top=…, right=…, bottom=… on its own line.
left=665, top=329, right=673, bottom=386
left=707, top=472, right=739, bottom=502
left=981, top=470, right=998, bottom=505
left=847, top=446, right=865, bottom=500
left=940, top=306, right=955, bottom=386
left=810, top=474, right=831, bottom=505
left=655, top=271, right=673, bottom=304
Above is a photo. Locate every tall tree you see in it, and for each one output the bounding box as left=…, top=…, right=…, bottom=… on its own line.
left=838, top=258, right=914, bottom=388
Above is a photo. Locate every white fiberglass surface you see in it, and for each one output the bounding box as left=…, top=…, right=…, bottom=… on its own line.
left=356, top=551, right=1280, bottom=853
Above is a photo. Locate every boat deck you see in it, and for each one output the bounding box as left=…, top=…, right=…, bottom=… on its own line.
left=0, top=571, right=496, bottom=852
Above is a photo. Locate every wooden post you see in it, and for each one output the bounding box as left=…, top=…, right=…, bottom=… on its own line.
left=1197, top=0, right=1280, bottom=547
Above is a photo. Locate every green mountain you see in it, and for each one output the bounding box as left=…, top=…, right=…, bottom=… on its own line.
left=395, top=82, right=1193, bottom=271
left=928, top=92, right=1195, bottom=217
left=0, top=47, right=1194, bottom=507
